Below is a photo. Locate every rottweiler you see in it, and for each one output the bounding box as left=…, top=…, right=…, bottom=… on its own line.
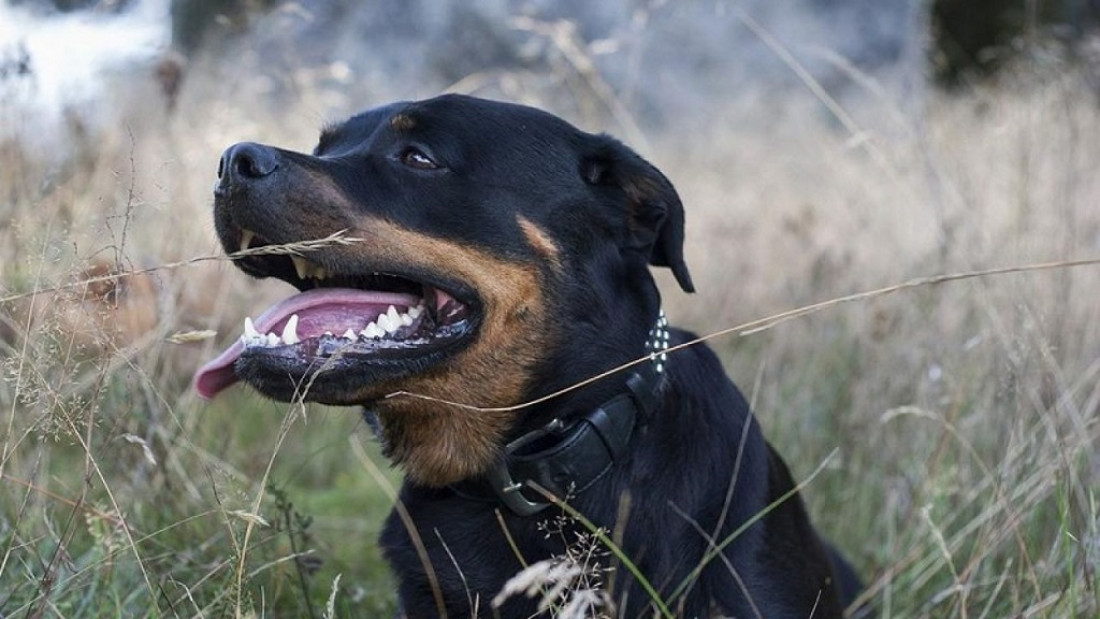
left=194, top=94, right=862, bottom=618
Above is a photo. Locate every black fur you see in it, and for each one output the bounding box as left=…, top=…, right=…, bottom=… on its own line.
left=212, top=94, right=861, bottom=617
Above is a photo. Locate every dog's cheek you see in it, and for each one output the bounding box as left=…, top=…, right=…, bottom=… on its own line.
left=375, top=285, right=551, bottom=484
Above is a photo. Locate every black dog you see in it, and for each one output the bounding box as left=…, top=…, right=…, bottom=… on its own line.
left=195, top=94, right=861, bottom=617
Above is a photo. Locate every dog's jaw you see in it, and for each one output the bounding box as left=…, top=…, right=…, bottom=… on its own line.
left=365, top=278, right=549, bottom=486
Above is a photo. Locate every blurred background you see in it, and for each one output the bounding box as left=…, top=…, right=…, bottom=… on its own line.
left=1, top=0, right=1099, bottom=616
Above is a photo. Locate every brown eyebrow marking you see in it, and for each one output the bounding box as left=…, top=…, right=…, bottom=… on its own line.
left=390, top=114, right=417, bottom=131
left=517, top=215, right=561, bottom=267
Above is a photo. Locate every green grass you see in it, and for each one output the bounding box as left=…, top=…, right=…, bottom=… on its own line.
left=2, top=36, right=1100, bottom=617
left=0, top=378, right=400, bottom=616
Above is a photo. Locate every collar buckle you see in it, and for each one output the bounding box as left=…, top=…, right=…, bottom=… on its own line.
left=466, top=311, right=671, bottom=517
left=485, top=458, right=551, bottom=517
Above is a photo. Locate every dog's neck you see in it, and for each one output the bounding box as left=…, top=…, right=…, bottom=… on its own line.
left=453, top=310, right=671, bottom=516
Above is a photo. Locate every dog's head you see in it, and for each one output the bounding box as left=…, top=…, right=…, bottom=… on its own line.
left=194, top=94, right=692, bottom=484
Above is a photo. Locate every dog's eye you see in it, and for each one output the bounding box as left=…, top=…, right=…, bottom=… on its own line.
left=399, top=147, right=439, bottom=170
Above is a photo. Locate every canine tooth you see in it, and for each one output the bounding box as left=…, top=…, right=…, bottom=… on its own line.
left=362, top=322, right=384, bottom=339
left=342, top=328, right=357, bottom=340
left=377, top=313, right=395, bottom=333
left=244, top=316, right=260, bottom=339
left=281, top=315, right=300, bottom=345
left=240, top=230, right=255, bottom=251
left=291, top=256, right=310, bottom=279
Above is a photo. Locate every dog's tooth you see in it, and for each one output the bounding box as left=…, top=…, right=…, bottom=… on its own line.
left=281, top=315, right=300, bottom=345
left=266, top=333, right=280, bottom=347
left=377, top=313, right=395, bottom=333
left=387, top=305, right=400, bottom=324
left=362, top=322, right=384, bottom=339
left=408, top=305, right=422, bottom=319
left=313, top=265, right=329, bottom=280
left=291, top=256, right=310, bottom=280
left=342, top=328, right=357, bottom=340
left=244, top=316, right=260, bottom=339
left=240, top=230, right=255, bottom=252
left=400, top=312, right=413, bottom=326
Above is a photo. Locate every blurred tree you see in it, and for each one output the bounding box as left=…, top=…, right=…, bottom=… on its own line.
left=931, top=0, right=1099, bottom=85
left=170, top=0, right=277, bottom=53
left=8, top=0, right=132, bottom=12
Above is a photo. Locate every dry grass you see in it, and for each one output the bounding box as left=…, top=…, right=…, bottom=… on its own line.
left=1, top=19, right=1098, bottom=616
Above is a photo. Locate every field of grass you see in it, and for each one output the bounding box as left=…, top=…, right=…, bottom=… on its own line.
left=1, top=33, right=1099, bottom=617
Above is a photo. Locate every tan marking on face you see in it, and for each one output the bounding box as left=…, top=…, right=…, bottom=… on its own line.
left=331, top=218, right=549, bottom=486
left=516, top=215, right=561, bottom=267
left=390, top=113, right=417, bottom=131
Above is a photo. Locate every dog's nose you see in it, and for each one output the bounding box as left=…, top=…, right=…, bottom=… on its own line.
left=218, top=142, right=279, bottom=185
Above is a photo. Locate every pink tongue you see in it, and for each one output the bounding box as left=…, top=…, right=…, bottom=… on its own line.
left=193, top=288, right=419, bottom=400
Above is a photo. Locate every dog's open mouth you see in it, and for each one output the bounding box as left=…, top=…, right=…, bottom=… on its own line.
left=193, top=229, right=477, bottom=401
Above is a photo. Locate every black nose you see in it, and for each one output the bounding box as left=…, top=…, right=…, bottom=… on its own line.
left=218, top=142, right=279, bottom=184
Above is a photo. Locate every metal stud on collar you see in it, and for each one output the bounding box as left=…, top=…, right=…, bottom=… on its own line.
left=465, top=314, right=671, bottom=517
left=646, top=309, right=671, bottom=374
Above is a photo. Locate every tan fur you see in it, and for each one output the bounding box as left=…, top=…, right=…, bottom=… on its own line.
left=331, top=218, right=549, bottom=486
left=516, top=215, right=561, bottom=267
left=389, top=113, right=417, bottom=131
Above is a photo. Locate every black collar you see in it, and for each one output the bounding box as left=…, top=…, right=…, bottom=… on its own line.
left=452, top=311, right=671, bottom=516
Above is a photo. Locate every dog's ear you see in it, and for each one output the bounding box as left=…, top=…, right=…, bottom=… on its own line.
left=583, top=136, right=695, bottom=293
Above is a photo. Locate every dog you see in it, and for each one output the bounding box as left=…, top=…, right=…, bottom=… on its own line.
left=194, top=94, right=862, bottom=618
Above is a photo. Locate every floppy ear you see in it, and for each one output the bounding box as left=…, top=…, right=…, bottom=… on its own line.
left=583, top=136, right=695, bottom=293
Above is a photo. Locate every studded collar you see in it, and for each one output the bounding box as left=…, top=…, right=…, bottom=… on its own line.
left=452, top=311, right=671, bottom=516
